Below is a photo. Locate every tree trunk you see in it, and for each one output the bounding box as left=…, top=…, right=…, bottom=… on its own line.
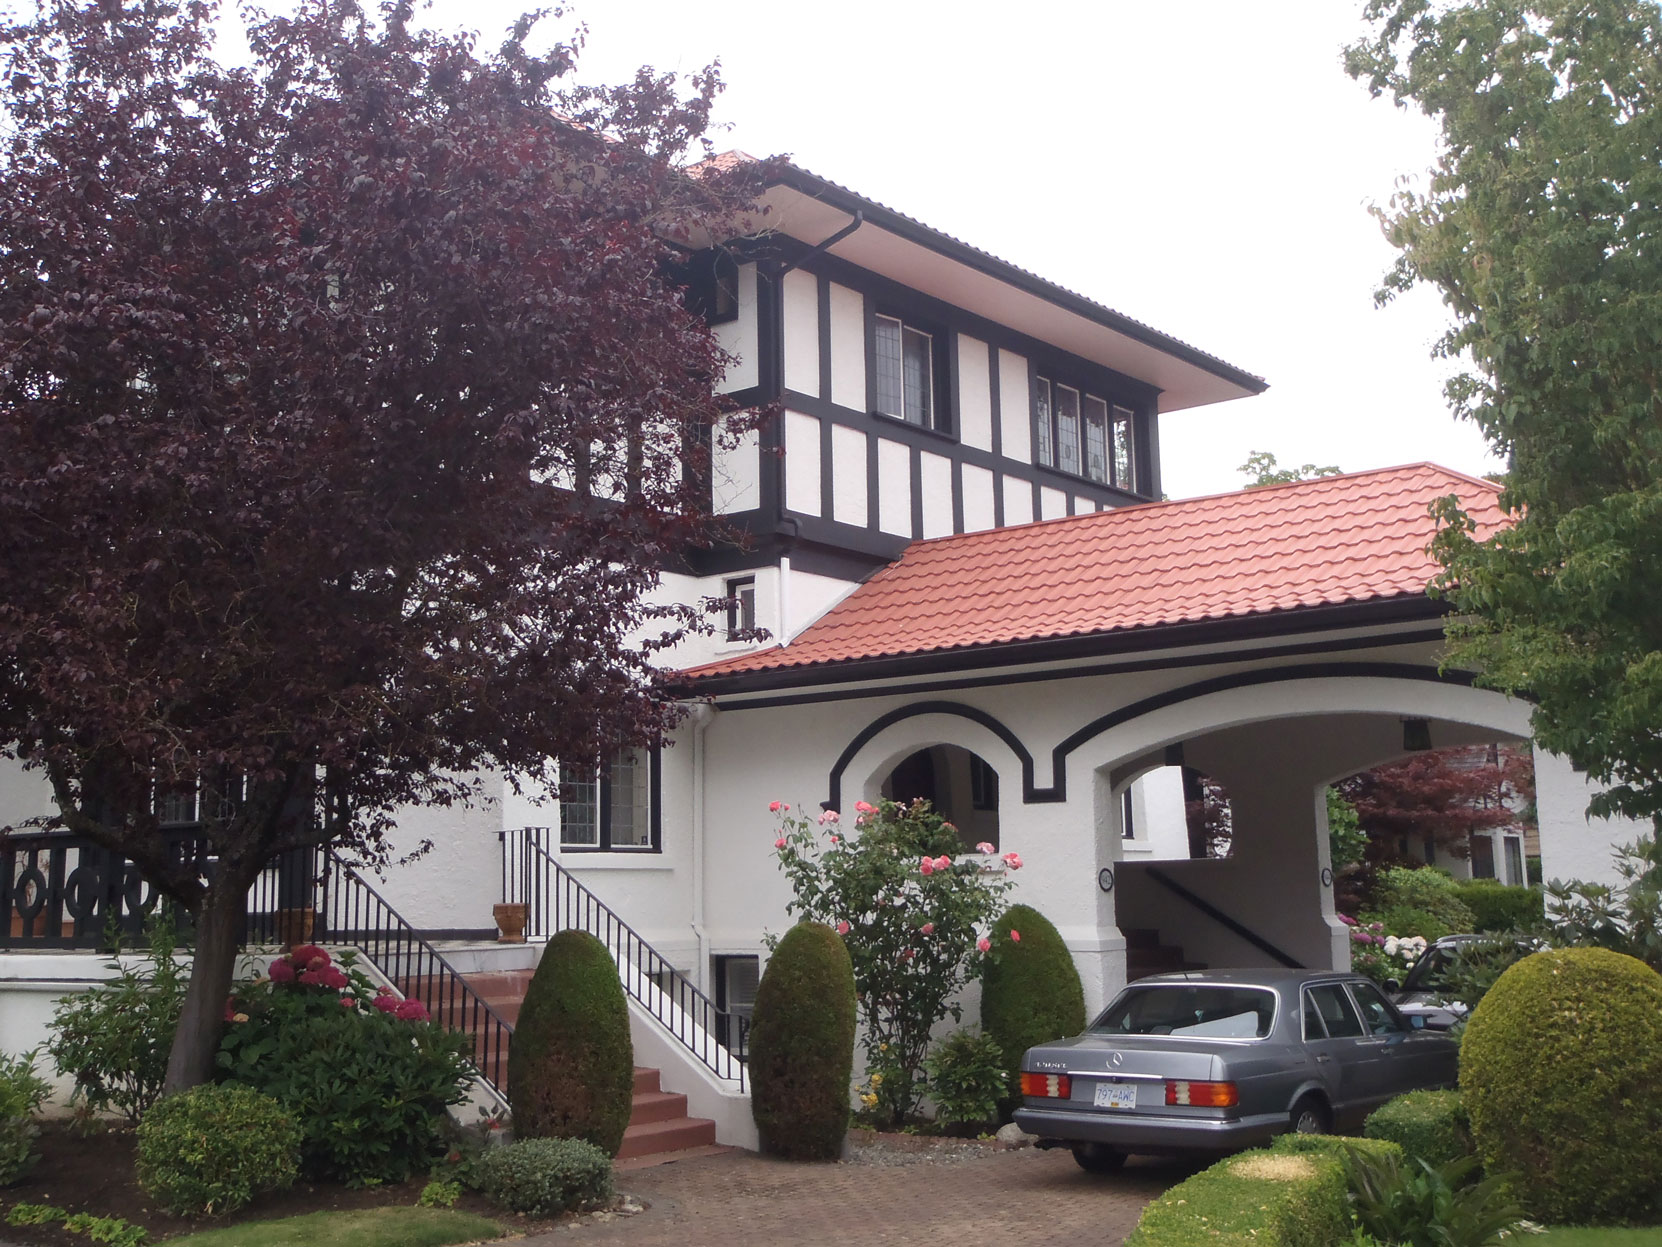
left=161, top=873, right=252, bottom=1096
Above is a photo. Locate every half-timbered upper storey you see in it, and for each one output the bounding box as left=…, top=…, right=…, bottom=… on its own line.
left=687, top=156, right=1266, bottom=586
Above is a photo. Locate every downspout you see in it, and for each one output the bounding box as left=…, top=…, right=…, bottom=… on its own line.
left=688, top=700, right=716, bottom=994
left=777, top=555, right=792, bottom=646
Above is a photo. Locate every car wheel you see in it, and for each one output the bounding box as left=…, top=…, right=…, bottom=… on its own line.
left=1071, top=1143, right=1126, bottom=1174
left=1290, top=1095, right=1331, bottom=1135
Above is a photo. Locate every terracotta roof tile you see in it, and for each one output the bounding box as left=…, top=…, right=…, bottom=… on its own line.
left=681, top=463, right=1504, bottom=681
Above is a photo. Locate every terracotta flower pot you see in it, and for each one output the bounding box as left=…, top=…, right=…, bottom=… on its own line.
left=493, top=902, right=529, bottom=944
left=274, top=906, right=316, bottom=949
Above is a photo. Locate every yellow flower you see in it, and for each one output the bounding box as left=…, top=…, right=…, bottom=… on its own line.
left=869, top=1072, right=882, bottom=1085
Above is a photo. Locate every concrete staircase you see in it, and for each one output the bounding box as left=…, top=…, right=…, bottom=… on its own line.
left=1124, top=927, right=1206, bottom=981
left=454, top=966, right=719, bottom=1162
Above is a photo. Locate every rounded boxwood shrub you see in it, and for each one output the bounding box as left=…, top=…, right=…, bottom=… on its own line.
left=508, top=929, right=634, bottom=1156
left=135, top=1084, right=300, bottom=1217
left=749, top=921, right=856, bottom=1161
left=979, top=904, right=1084, bottom=1117
left=475, top=1136, right=613, bottom=1216
left=1460, top=946, right=1662, bottom=1225
left=1363, top=1089, right=1471, bottom=1168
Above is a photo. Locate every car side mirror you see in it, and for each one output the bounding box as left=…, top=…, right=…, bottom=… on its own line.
left=1384, top=978, right=1401, bottom=993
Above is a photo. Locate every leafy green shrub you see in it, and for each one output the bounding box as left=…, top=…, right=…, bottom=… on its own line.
left=1371, top=868, right=1475, bottom=935
left=1544, top=833, right=1662, bottom=971
left=1127, top=1138, right=1368, bottom=1247
left=923, top=1029, right=1004, bottom=1132
left=474, top=1137, right=613, bottom=1217
left=1460, top=947, right=1662, bottom=1225
left=135, top=1084, right=299, bottom=1217
left=217, top=945, right=473, bottom=1184
left=1450, top=880, right=1543, bottom=933
left=748, top=921, right=855, bottom=1161
left=1341, top=1146, right=1521, bottom=1247
left=507, top=930, right=634, bottom=1156
left=0, top=1049, right=51, bottom=1186
left=48, top=917, right=185, bottom=1122
left=418, top=1179, right=461, bottom=1208
left=1364, top=1090, right=1472, bottom=1169
left=771, top=798, right=1018, bottom=1125
left=978, top=904, right=1084, bottom=1118
left=1365, top=904, right=1451, bottom=942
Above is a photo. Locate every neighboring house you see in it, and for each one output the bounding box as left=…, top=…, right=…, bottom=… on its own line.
left=1, top=155, right=1647, bottom=1141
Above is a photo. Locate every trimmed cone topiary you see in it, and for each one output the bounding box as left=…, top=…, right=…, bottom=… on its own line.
left=508, top=929, right=634, bottom=1157
left=749, top=921, right=856, bottom=1161
left=979, top=904, right=1085, bottom=1119
left=1460, top=946, right=1662, bottom=1226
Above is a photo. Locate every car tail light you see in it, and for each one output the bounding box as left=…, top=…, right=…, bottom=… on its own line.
left=1165, top=1079, right=1238, bottom=1107
left=1021, top=1072, right=1072, bottom=1099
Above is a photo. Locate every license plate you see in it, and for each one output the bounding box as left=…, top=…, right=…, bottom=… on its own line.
left=1093, top=1081, right=1137, bottom=1110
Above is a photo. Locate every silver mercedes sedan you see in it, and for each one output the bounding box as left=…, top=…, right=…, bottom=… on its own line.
left=1013, top=969, right=1458, bottom=1172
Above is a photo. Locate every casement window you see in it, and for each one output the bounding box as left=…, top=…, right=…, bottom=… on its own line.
left=725, top=575, right=756, bottom=641
left=559, top=746, right=658, bottom=851
left=682, top=250, right=739, bottom=325
left=1035, top=375, right=1138, bottom=492
left=873, top=313, right=949, bottom=431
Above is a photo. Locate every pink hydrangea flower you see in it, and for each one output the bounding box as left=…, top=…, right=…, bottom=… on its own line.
left=1002, top=852, right=1024, bottom=870
left=774, top=837, right=787, bottom=849
left=268, top=958, right=296, bottom=983
left=836, top=921, right=851, bottom=935
left=373, top=993, right=401, bottom=1014
left=976, top=841, right=996, bottom=854
left=395, top=998, right=429, bottom=1022
left=920, top=923, right=935, bottom=936
left=1009, top=930, right=1022, bottom=942
left=919, top=857, right=935, bottom=876
left=976, top=937, right=992, bottom=953
left=290, top=944, right=329, bottom=967
left=340, top=995, right=358, bottom=1008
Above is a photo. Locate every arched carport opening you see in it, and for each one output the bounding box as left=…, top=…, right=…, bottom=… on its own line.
left=1082, top=675, right=1535, bottom=984
left=881, top=744, right=1002, bottom=852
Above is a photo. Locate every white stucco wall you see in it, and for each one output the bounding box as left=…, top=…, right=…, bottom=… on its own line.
left=1533, top=747, right=1648, bottom=889
left=712, top=262, right=758, bottom=395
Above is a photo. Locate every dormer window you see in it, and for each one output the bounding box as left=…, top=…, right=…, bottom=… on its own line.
left=1036, top=375, right=1138, bottom=492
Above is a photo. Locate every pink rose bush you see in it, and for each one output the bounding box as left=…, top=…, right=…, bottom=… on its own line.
left=769, top=795, right=1021, bottom=1125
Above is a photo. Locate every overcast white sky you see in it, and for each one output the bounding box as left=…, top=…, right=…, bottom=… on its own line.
left=427, top=0, right=1500, bottom=500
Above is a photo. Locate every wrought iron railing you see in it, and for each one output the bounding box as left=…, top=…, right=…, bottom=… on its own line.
left=315, top=856, right=515, bottom=1096
left=501, top=825, right=748, bottom=1088
left=2, top=830, right=313, bottom=949
left=1145, top=864, right=1303, bottom=969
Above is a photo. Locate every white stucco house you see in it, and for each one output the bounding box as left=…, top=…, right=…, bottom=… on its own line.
left=1, top=155, right=1646, bottom=1148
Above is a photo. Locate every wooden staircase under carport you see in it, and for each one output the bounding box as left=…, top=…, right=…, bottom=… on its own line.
left=454, top=967, right=720, bottom=1163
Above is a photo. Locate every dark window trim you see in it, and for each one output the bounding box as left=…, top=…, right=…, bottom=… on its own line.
left=681, top=248, right=741, bottom=326
left=1031, top=364, right=1148, bottom=496
left=866, top=305, right=954, bottom=437
left=559, top=745, right=663, bottom=854
left=725, top=575, right=757, bottom=641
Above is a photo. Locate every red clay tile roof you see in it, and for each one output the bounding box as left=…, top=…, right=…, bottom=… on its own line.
left=681, top=463, right=1505, bottom=682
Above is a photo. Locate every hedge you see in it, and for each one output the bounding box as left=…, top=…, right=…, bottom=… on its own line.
left=1364, top=1090, right=1471, bottom=1168
left=1448, top=880, right=1542, bottom=933
left=1125, top=1135, right=1401, bottom=1247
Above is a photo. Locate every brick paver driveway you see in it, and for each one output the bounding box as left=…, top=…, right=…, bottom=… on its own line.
left=524, top=1147, right=1191, bottom=1247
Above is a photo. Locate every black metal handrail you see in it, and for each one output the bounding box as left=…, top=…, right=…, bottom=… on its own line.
left=1144, top=865, right=1303, bottom=969
left=501, top=826, right=748, bottom=1088
left=316, top=854, right=515, bottom=1097
left=2, top=829, right=311, bottom=950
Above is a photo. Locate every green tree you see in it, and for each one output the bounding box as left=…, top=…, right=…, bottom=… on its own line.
left=1237, top=450, right=1343, bottom=488
left=1347, top=1, right=1662, bottom=828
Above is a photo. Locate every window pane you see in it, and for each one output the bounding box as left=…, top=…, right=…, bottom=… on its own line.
left=1112, top=406, right=1135, bottom=490
left=1302, top=991, right=1328, bottom=1041
left=1093, top=985, right=1276, bottom=1040
left=1084, top=396, right=1108, bottom=482
left=608, top=748, right=652, bottom=847
left=1349, top=981, right=1406, bottom=1035
left=1056, top=386, right=1080, bottom=476
left=559, top=761, right=599, bottom=847
left=155, top=788, right=197, bottom=826
left=902, top=326, right=932, bottom=426
left=1034, top=378, right=1054, bottom=467
left=1309, top=984, right=1364, bottom=1038
left=875, top=316, right=903, bottom=418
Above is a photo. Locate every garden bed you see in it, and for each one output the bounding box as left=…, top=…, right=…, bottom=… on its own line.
left=0, top=1122, right=574, bottom=1245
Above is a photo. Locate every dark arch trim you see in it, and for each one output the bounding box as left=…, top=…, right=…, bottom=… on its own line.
left=824, top=701, right=1037, bottom=813
left=826, top=663, right=1490, bottom=811
left=1030, top=662, right=1484, bottom=803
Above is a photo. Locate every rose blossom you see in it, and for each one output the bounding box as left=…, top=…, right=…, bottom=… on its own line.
left=920, top=923, right=935, bottom=936
left=774, top=837, right=787, bottom=849
left=1001, top=852, right=1024, bottom=870
left=919, top=857, right=935, bottom=876
left=1010, top=930, right=1021, bottom=942
left=829, top=834, right=840, bottom=844
left=818, top=810, right=841, bottom=824
left=836, top=921, right=851, bottom=935
left=934, top=855, right=951, bottom=871
left=976, top=937, right=992, bottom=953
left=854, top=801, right=875, bottom=813
left=976, top=841, right=996, bottom=854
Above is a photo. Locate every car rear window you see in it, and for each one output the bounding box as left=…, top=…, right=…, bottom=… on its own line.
left=1091, top=985, right=1276, bottom=1040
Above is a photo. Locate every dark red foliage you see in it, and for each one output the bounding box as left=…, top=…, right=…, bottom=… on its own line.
left=1340, top=744, right=1534, bottom=869
left=0, top=0, right=767, bottom=1086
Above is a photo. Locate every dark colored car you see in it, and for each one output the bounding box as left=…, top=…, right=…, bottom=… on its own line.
left=1388, top=933, right=1485, bottom=1030
left=1014, top=969, right=1459, bottom=1172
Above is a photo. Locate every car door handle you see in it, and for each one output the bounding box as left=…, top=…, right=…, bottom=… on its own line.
left=1316, top=1054, right=1332, bottom=1063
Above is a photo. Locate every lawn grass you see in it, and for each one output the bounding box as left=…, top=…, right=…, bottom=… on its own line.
left=1535, top=1229, right=1662, bottom=1246
left=164, top=1207, right=504, bottom=1246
